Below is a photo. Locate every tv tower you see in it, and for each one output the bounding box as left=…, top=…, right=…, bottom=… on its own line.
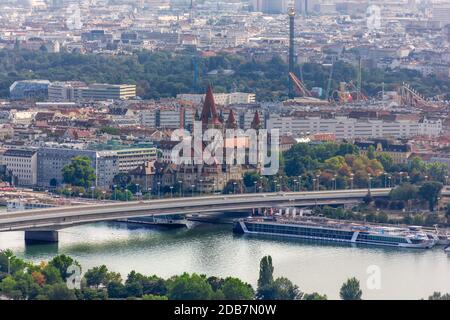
left=288, top=6, right=295, bottom=99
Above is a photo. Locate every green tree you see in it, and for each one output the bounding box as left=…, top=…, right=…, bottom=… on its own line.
left=107, top=281, right=127, bottom=299
left=83, top=265, right=110, bottom=288
left=167, top=273, right=214, bottom=300
left=303, top=292, right=328, bottom=300
left=62, top=156, right=96, bottom=188
left=221, top=277, right=254, bottom=300
left=257, top=256, right=274, bottom=289
left=48, top=254, right=80, bottom=281
left=339, top=277, right=362, bottom=300
left=418, top=181, right=443, bottom=211
left=45, top=283, right=77, bottom=300
left=367, top=145, right=376, bottom=160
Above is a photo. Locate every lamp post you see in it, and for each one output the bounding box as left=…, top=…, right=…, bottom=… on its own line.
left=316, top=174, right=320, bottom=191
left=148, top=187, right=152, bottom=199
left=178, top=180, right=183, bottom=197
left=113, top=184, right=117, bottom=201
left=388, top=176, right=392, bottom=188
left=446, top=176, right=449, bottom=186
left=233, top=182, right=237, bottom=194
left=293, top=179, right=297, bottom=192
left=273, top=179, right=277, bottom=193
left=91, top=186, right=95, bottom=200
left=170, top=186, right=173, bottom=198
left=350, top=173, right=354, bottom=189
left=254, top=181, right=257, bottom=193
left=383, top=172, right=387, bottom=188
left=312, top=178, right=316, bottom=191
left=7, top=256, right=11, bottom=275
left=191, top=184, right=195, bottom=197
left=157, top=181, right=161, bottom=199
left=199, top=179, right=203, bottom=195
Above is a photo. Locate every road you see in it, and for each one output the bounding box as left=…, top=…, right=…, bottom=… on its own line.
left=0, top=188, right=391, bottom=232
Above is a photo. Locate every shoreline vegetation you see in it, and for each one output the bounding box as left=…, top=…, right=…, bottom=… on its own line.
left=0, top=251, right=448, bottom=300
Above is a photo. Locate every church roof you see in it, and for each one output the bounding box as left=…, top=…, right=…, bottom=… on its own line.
left=201, top=84, right=222, bottom=126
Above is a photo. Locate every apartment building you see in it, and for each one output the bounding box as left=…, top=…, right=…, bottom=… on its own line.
left=177, top=92, right=256, bottom=106
left=116, top=148, right=157, bottom=173
left=1, top=149, right=37, bottom=187
left=36, top=148, right=118, bottom=189
left=266, top=115, right=421, bottom=139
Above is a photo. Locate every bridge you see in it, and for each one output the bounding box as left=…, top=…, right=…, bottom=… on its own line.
left=0, top=188, right=391, bottom=243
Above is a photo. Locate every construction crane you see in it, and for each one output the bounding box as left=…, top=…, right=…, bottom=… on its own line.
left=289, top=72, right=312, bottom=97
left=346, top=81, right=368, bottom=101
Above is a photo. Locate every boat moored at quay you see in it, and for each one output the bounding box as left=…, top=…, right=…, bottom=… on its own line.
left=233, top=216, right=437, bottom=249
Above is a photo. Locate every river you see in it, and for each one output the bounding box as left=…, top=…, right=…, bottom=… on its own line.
left=0, top=221, right=449, bottom=300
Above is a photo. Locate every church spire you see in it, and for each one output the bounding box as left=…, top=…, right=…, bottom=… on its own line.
left=226, top=109, right=238, bottom=129
left=251, top=110, right=262, bottom=130
left=200, top=84, right=221, bottom=128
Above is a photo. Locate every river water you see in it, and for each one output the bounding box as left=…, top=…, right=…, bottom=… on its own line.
left=0, top=221, right=449, bottom=300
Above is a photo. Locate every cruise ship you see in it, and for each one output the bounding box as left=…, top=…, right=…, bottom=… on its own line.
left=233, top=216, right=436, bottom=249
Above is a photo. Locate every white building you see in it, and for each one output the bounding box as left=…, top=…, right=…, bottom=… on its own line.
left=1, top=149, right=37, bottom=186
left=266, top=115, right=421, bottom=139
left=418, top=118, right=442, bottom=137
left=177, top=92, right=256, bottom=106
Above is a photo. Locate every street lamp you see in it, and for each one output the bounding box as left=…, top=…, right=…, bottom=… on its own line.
left=254, top=181, right=257, bottom=193
left=178, top=180, right=183, bottom=197
left=170, top=186, right=173, bottom=198
left=293, top=179, right=297, bottom=192
left=113, top=184, right=117, bottom=201
left=199, top=179, right=203, bottom=195
left=191, top=184, right=195, bottom=197
left=90, top=186, right=95, bottom=200
left=157, top=181, right=161, bottom=199
left=316, top=174, right=320, bottom=191
left=233, top=182, right=237, bottom=194
left=7, top=256, right=11, bottom=275
left=312, top=178, right=316, bottom=191
left=350, top=173, right=354, bottom=189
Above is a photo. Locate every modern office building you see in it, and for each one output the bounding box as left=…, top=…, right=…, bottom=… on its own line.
left=48, top=82, right=136, bottom=101
left=9, top=80, right=51, bottom=100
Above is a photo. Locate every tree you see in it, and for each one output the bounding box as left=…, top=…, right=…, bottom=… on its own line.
left=367, top=145, right=376, bottom=160
left=83, top=265, right=109, bottom=288
left=113, top=172, right=132, bottom=189
left=62, top=156, right=96, bottom=188
left=257, top=256, right=274, bottom=289
left=303, top=292, right=328, bottom=300
left=42, top=265, right=63, bottom=285
left=45, top=283, right=77, bottom=300
left=418, top=181, right=443, bottom=211
left=221, top=277, right=254, bottom=300
left=48, top=254, right=80, bottom=281
left=427, top=292, right=450, bottom=300
left=107, top=281, right=127, bottom=299
left=167, top=273, right=214, bottom=300
left=390, top=184, right=419, bottom=201
left=339, top=277, right=362, bottom=300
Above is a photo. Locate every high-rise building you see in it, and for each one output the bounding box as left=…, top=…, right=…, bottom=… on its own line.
left=432, top=4, right=450, bottom=26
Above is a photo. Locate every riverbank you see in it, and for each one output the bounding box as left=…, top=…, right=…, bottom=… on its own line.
left=1, top=222, right=449, bottom=299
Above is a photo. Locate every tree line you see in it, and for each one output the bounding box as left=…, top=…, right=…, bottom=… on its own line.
left=2, top=250, right=447, bottom=300
left=1, top=49, right=449, bottom=101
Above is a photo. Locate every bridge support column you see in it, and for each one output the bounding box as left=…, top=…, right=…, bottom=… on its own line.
left=25, top=230, right=59, bottom=243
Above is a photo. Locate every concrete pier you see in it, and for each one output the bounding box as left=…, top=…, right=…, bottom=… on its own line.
left=25, top=230, right=59, bottom=243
